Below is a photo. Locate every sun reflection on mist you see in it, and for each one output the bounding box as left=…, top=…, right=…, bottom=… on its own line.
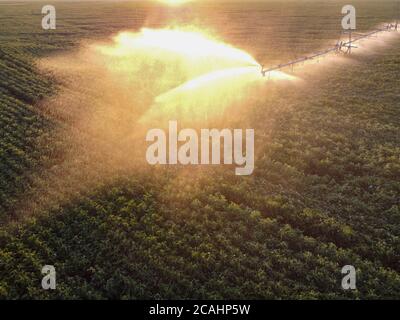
left=157, top=0, right=193, bottom=5
left=92, top=27, right=295, bottom=123
left=96, top=28, right=258, bottom=66
left=141, top=67, right=296, bottom=123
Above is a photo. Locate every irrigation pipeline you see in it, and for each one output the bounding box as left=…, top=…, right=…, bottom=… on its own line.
left=260, top=22, right=399, bottom=77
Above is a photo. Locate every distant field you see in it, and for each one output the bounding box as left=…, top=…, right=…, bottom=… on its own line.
left=0, top=1, right=399, bottom=299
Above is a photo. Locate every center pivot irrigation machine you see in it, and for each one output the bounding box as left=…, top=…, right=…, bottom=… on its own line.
left=260, top=19, right=399, bottom=77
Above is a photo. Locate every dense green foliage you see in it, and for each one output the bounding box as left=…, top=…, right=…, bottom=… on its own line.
left=0, top=1, right=399, bottom=299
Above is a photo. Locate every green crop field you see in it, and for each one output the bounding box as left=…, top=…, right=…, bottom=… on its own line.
left=0, top=0, right=399, bottom=299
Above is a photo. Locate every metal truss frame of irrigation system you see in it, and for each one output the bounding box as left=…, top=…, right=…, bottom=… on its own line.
left=260, top=21, right=399, bottom=77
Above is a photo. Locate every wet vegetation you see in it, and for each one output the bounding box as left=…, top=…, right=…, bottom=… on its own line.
left=0, top=1, right=399, bottom=299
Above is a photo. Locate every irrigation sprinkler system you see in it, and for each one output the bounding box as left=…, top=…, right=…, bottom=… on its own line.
left=260, top=21, right=399, bottom=77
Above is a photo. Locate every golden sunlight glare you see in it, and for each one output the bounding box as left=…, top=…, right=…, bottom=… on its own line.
left=92, top=27, right=295, bottom=123
left=97, top=28, right=258, bottom=66
left=158, top=0, right=192, bottom=5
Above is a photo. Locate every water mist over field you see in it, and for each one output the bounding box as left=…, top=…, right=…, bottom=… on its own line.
left=12, top=0, right=399, bottom=220
left=17, top=25, right=293, bottom=219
